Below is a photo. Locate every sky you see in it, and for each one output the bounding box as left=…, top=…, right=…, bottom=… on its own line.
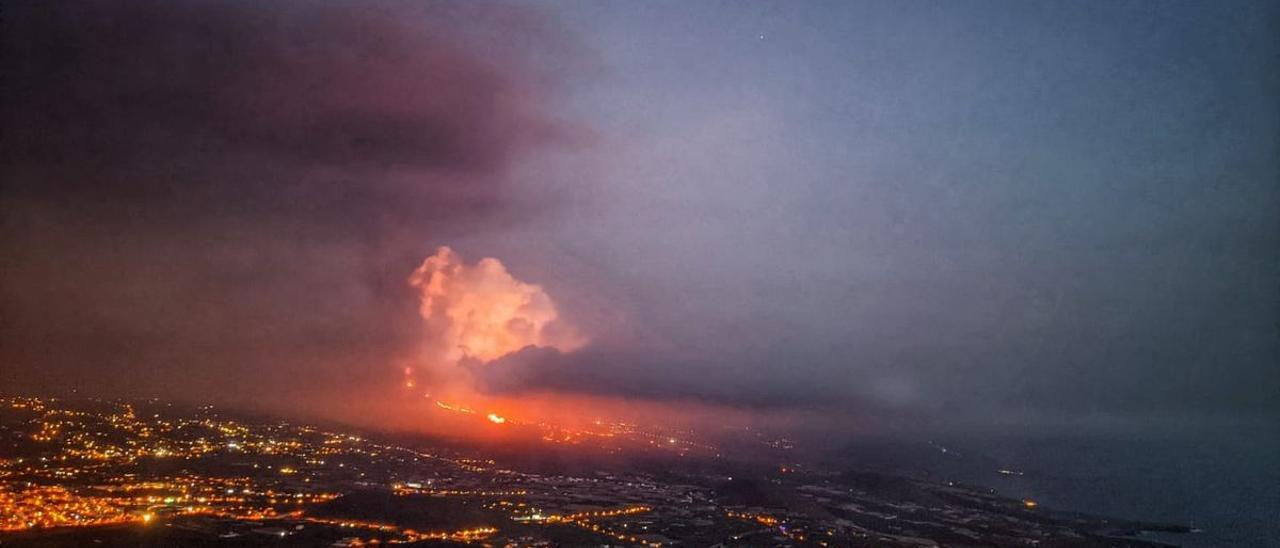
left=2, top=1, right=1277, bottom=434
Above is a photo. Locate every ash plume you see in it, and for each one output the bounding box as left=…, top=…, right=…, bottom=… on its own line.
left=408, top=246, right=584, bottom=386
left=0, top=0, right=585, bottom=415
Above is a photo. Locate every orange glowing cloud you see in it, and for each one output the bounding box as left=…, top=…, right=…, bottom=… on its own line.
left=409, top=246, right=584, bottom=371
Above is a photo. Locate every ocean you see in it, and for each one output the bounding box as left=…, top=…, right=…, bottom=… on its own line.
left=934, top=423, right=1280, bottom=547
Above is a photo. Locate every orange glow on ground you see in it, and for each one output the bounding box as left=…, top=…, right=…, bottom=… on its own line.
left=436, top=401, right=475, bottom=414
left=240, top=372, right=860, bottom=454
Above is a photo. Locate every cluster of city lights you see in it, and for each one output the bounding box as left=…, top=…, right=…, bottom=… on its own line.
left=0, top=397, right=427, bottom=535
left=504, top=504, right=660, bottom=547
left=297, top=515, right=497, bottom=544
left=725, top=509, right=816, bottom=543
left=391, top=483, right=526, bottom=497
left=4, top=395, right=753, bottom=547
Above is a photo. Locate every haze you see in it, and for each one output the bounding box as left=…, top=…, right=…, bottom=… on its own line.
left=2, top=0, right=1276, bottom=439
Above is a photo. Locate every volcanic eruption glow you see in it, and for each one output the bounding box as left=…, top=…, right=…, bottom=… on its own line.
left=398, top=247, right=611, bottom=437
left=390, top=246, right=822, bottom=448
left=409, top=246, right=584, bottom=366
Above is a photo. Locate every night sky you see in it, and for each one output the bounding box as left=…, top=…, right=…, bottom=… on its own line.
left=2, top=1, right=1276, bottom=433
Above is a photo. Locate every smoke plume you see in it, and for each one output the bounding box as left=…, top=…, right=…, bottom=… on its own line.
left=409, top=247, right=584, bottom=380
left=0, top=0, right=585, bottom=417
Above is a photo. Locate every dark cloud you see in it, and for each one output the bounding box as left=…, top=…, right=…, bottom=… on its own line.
left=2, top=0, right=1275, bottom=431
left=2, top=1, right=575, bottom=213
left=0, top=0, right=583, bottom=407
left=473, top=343, right=867, bottom=411
left=483, top=0, right=1280, bottom=424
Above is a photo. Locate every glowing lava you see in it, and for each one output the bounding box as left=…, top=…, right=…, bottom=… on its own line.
left=436, top=401, right=475, bottom=414
left=486, top=413, right=506, bottom=424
